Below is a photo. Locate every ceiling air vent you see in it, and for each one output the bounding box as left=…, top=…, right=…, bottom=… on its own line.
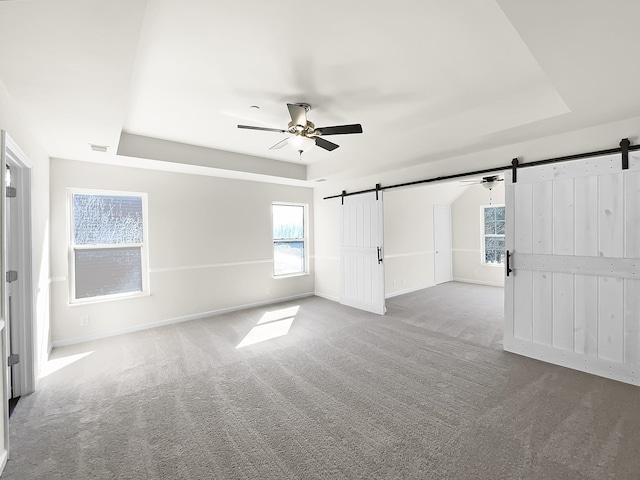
left=89, top=144, right=109, bottom=153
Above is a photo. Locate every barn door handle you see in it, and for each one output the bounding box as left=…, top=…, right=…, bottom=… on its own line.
left=377, top=246, right=383, bottom=264
left=506, top=250, right=513, bottom=277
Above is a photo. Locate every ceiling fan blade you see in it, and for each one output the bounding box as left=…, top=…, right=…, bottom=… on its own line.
left=287, top=103, right=307, bottom=127
left=238, top=125, right=286, bottom=133
left=315, top=137, right=339, bottom=151
left=269, top=138, right=290, bottom=150
left=316, top=124, right=363, bottom=136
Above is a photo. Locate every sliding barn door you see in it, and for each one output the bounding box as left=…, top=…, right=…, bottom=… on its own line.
left=504, top=153, right=640, bottom=386
left=340, top=191, right=385, bottom=315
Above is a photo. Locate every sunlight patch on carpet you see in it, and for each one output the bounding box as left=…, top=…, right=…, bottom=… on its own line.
left=236, top=306, right=298, bottom=348
left=40, top=351, right=94, bottom=378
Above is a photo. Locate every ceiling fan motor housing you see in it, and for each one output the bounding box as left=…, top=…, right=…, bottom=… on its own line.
left=288, top=120, right=316, bottom=136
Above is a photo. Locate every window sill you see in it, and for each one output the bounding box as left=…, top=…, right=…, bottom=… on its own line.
left=273, top=272, right=309, bottom=279
left=69, top=290, right=150, bottom=306
left=481, top=263, right=505, bottom=268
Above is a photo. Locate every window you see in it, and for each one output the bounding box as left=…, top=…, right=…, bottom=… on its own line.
left=69, top=190, right=149, bottom=303
left=482, top=205, right=505, bottom=265
left=272, top=203, right=307, bottom=276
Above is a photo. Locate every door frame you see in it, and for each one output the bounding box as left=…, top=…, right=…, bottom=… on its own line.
left=1, top=131, right=35, bottom=457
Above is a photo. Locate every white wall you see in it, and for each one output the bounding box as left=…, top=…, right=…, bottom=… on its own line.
left=451, top=182, right=506, bottom=286
left=314, top=115, right=640, bottom=304
left=384, top=185, right=464, bottom=296
left=0, top=78, right=50, bottom=380
left=0, top=76, right=50, bottom=463
left=50, top=159, right=314, bottom=345
left=314, top=182, right=464, bottom=301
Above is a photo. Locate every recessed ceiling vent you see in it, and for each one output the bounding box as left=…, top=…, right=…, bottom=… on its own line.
left=89, top=144, right=109, bottom=153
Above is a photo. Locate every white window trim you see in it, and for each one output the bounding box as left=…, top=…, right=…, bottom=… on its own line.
left=272, top=202, right=309, bottom=277
left=480, top=204, right=505, bottom=267
left=67, top=188, right=150, bottom=304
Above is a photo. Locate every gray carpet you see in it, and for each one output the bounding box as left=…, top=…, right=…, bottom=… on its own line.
left=4, top=282, right=640, bottom=479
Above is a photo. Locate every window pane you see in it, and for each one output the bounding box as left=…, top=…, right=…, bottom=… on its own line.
left=495, top=206, right=505, bottom=220
left=485, top=218, right=495, bottom=235
left=273, top=205, right=304, bottom=239
left=484, top=207, right=496, bottom=222
left=496, top=220, right=505, bottom=235
left=75, top=247, right=142, bottom=299
left=274, top=241, right=304, bottom=275
left=486, top=249, right=500, bottom=264
left=73, top=194, right=143, bottom=245
left=484, top=238, right=505, bottom=264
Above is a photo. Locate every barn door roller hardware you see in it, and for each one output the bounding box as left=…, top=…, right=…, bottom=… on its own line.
left=621, top=138, right=630, bottom=170
left=323, top=138, right=640, bottom=201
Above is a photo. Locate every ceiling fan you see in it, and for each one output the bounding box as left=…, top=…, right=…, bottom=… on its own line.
left=461, top=175, right=504, bottom=190
left=237, top=103, right=363, bottom=157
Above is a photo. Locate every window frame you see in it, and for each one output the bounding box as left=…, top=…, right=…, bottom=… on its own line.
left=480, top=204, right=506, bottom=267
left=271, top=202, right=308, bottom=277
left=67, top=188, right=150, bottom=305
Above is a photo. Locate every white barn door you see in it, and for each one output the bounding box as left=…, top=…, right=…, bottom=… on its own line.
left=340, top=191, right=385, bottom=315
left=504, top=153, right=640, bottom=386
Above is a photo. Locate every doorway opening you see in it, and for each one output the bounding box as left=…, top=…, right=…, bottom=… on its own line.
left=1, top=131, right=35, bottom=423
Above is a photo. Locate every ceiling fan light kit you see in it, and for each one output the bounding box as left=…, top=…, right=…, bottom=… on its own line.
left=237, top=102, right=363, bottom=158
left=289, top=135, right=315, bottom=152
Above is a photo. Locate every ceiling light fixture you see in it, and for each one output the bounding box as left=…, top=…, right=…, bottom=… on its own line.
left=289, top=135, right=315, bottom=159
left=482, top=180, right=496, bottom=190
left=483, top=179, right=496, bottom=204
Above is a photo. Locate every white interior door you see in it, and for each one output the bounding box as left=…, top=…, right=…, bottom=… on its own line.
left=504, top=152, right=640, bottom=386
left=340, top=191, right=385, bottom=315
left=434, top=205, right=452, bottom=285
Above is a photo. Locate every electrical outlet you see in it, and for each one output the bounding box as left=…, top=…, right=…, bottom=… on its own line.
left=266, top=287, right=271, bottom=295
left=393, top=280, right=397, bottom=287
left=80, top=316, right=90, bottom=327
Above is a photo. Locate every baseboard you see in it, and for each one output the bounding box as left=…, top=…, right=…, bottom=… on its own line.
left=51, top=292, right=315, bottom=348
left=386, top=284, right=434, bottom=298
left=453, top=278, right=504, bottom=288
left=314, top=291, right=340, bottom=303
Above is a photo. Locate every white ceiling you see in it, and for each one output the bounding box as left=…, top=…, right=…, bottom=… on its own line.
left=1, top=0, right=640, bottom=185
